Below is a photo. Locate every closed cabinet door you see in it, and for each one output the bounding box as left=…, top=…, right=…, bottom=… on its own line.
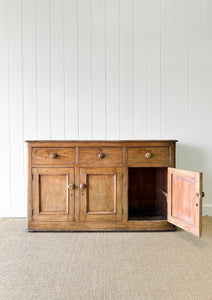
left=32, top=168, right=75, bottom=222
left=80, top=168, right=122, bottom=222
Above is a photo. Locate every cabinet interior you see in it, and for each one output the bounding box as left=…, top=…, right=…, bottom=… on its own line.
left=128, top=167, right=168, bottom=221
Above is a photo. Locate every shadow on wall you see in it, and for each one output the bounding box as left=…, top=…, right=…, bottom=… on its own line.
left=176, top=142, right=212, bottom=209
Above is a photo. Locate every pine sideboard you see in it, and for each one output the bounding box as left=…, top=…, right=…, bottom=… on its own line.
left=26, top=140, right=203, bottom=236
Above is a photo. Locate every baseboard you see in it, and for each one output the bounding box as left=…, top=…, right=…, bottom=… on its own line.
left=203, top=205, right=212, bottom=216
left=0, top=206, right=27, bottom=218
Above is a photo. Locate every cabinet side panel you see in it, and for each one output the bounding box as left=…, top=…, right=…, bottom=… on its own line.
left=27, top=144, right=33, bottom=223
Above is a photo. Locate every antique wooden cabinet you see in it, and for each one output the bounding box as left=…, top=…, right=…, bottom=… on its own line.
left=26, top=140, right=203, bottom=236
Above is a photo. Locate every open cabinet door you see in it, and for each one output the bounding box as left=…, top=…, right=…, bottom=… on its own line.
left=167, top=168, right=203, bottom=237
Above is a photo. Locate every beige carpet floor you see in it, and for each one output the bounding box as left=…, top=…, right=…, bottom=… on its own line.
left=0, top=218, right=212, bottom=300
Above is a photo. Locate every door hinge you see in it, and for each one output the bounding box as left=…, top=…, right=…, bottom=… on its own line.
left=32, top=209, right=34, bottom=216
left=32, top=174, right=33, bottom=181
left=122, top=172, right=123, bottom=180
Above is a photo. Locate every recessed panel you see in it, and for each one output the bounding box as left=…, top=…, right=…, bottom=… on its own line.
left=80, top=167, right=122, bottom=222
left=39, top=174, right=68, bottom=213
left=171, top=174, right=195, bottom=226
left=168, top=167, right=202, bottom=237
left=87, top=174, right=116, bottom=213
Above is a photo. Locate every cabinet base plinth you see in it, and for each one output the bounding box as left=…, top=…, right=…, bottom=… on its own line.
left=27, top=221, right=176, bottom=232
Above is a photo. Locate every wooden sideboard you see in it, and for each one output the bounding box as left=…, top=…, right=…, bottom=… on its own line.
left=26, top=140, right=203, bottom=236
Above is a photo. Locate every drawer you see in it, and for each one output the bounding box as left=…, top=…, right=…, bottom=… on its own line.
left=78, top=147, right=123, bottom=165
left=127, top=147, right=171, bottom=166
left=32, top=148, right=76, bottom=165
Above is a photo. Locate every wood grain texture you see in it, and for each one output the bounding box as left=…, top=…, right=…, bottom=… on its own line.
left=167, top=167, right=202, bottom=236
left=27, top=140, right=179, bottom=232
left=28, top=138, right=202, bottom=235
left=32, top=167, right=74, bottom=222
left=80, top=167, right=122, bottom=222
left=127, top=146, right=173, bottom=167
left=128, top=167, right=167, bottom=220
left=27, top=220, right=175, bottom=231
left=32, top=147, right=76, bottom=165
left=78, top=147, right=123, bottom=165
left=128, top=168, right=156, bottom=211
left=27, top=144, right=33, bottom=223
left=27, top=140, right=177, bottom=146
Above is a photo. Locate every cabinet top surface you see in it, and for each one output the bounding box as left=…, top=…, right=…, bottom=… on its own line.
left=26, top=140, right=178, bottom=143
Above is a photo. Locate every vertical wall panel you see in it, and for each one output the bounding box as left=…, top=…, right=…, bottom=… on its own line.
left=120, top=0, right=133, bottom=139
left=36, top=0, right=51, bottom=139
left=203, top=0, right=212, bottom=209
left=8, top=0, right=24, bottom=210
left=0, top=0, right=10, bottom=212
left=134, top=0, right=148, bottom=139
left=189, top=0, right=203, bottom=170
left=78, top=0, right=92, bottom=139
left=0, top=0, right=212, bottom=216
left=50, top=0, right=65, bottom=139
left=174, top=0, right=190, bottom=169
left=161, top=0, right=175, bottom=139
left=105, top=0, right=119, bottom=139
left=23, top=0, right=37, bottom=140
left=64, top=0, right=78, bottom=139
left=23, top=0, right=37, bottom=212
left=147, top=0, right=161, bottom=139
left=92, top=0, right=106, bottom=139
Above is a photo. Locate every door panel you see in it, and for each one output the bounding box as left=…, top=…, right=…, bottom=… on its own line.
left=167, top=168, right=202, bottom=236
left=32, top=168, right=75, bottom=222
left=80, top=168, right=122, bottom=222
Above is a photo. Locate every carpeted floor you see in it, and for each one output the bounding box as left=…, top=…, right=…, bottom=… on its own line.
left=0, top=218, right=212, bottom=300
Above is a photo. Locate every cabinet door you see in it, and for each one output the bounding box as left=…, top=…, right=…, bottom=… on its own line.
left=32, top=168, right=75, bottom=222
left=167, top=168, right=203, bottom=236
left=80, top=168, right=122, bottom=222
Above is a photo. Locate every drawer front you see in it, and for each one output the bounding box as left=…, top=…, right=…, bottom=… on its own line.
left=127, top=147, right=171, bottom=166
left=32, top=148, right=76, bottom=165
left=78, top=147, right=123, bottom=165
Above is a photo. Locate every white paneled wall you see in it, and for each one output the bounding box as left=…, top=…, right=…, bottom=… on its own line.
left=0, top=0, right=212, bottom=217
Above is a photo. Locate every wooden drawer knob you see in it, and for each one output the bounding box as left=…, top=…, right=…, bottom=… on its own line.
left=145, top=152, right=152, bottom=159
left=98, top=152, right=104, bottom=159
left=68, top=183, right=75, bottom=190
left=50, top=153, right=57, bottom=159
left=80, top=183, right=86, bottom=189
